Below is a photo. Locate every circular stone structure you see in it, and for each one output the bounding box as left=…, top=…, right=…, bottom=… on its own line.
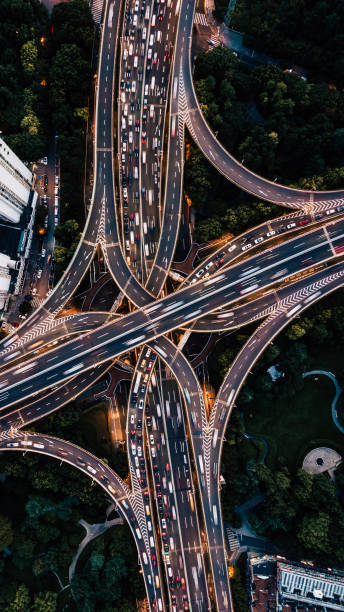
left=302, top=447, right=342, bottom=475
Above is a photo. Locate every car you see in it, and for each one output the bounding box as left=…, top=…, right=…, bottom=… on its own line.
left=254, top=236, right=263, bottom=244
left=196, top=269, right=204, bottom=278
left=161, top=518, right=167, bottom=529
left=299, top=219, right=309, bottom=226
left=337, top=206, right=344, bottom=212
left=215, top=257, right=224, bottom=267
left=99, top=474, right=109, bottom=484
left=18, top=314, right=26, bottom=320
left=142, top=131, right=147, bottom=143
left=41, top=248, right=46, bottom=258
left=326, top=209, right=335, bottom=215
left=32, top=288, right=37, bottom=295
left=181, top=577, right=186, bottom=590
left=57, top=449, right=68, bottom=457
left=266, top=230, right=276, bottom=237
left=76, top=458, right=86, bottom=467
left=241, top=243, right=252, bottom=251
left=287, top=222, right=296, bottom=229
left=150, top=434, right=155, bottom=445
left=205, top=261, right=214, bottom=270
left=277, top=227, right=286, bottom=234
left=315, top=213, right=323, bottom=220
left=228, top=244, right=237, bottom=252
left=37, top=269, right=42, bottom=278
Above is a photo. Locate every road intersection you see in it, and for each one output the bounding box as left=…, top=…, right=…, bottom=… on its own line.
left=1, top=0, right=344, bottom=610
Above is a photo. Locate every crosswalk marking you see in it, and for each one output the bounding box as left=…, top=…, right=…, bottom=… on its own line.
left=90, top=0, right=104, bottom=24
left=226, top=528, right=240, bottom=551
left=194, top=12, right=208, bottom=27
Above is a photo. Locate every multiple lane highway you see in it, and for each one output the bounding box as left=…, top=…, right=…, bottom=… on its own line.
left=1, top=0, right=344, bottom=610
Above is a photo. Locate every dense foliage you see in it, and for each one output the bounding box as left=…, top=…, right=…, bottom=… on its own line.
left=194, top=47, right=344, bottom=187
left=0, top=0, right=94, bottom=278
left=50, top=0, right=94, bottom=227
left=231, top=0, right=344, bottom=87
left=0, top=401, right=139, bottom=610
left=217, top=291, right=344, bottom=566
left=0, top=0, right=50, bottom=160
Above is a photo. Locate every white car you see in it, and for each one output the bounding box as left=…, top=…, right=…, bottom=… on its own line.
left=205, top=261, right=214, bottom=270
left=195, top=269, right=204, bottom=278
left=228, top=244, right=237, bottom=252
left=266, top=230, right=276, bottom=237
left=254, top=236, right=263, bottom=244
left=37, top=269, right=42, bottom=278
left=241, top=243, right=252, bottom=251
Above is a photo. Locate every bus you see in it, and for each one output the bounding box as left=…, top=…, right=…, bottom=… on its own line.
left=133, top=372, right=142, bottom=394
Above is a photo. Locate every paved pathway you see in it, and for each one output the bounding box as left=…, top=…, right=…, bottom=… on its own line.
left=243, top=432, right=268, bottom=464
left=69, top=516, right=123, bottom=582
left=302, top=370, right=344, bottom=434
left=234, top=493, right=265, bottom=537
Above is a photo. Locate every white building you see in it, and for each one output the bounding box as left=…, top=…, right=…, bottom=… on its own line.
left=277, top=559, right=344, bottom=610
left=0, top=254, right=19, bottom=311
left=0, top=137, right=33, bottom=224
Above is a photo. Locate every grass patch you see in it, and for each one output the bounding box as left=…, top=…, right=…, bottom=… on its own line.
left=246, top=374, right=344, bottom=472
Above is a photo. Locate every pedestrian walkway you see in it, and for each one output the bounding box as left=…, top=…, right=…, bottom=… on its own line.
left=302, top=370, right=344, bottom=435
left=226, top=527, right=240, bottom=551
left=194, top=12, right=208, bottom=26
left=90, top=0, right=104, bottom=24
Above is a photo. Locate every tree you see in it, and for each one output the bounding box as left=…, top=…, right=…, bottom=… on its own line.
left=31, top=591, right=57, bottom=612
left=54, top=219, right=79, bottom=246
left=8, top=584, right=31, bottom=612
left=298, top=512, right=331, bottom=554
left=20, top=40, right=38, bottom=73
left=25, top=494, right=53, bottom=519
left=0, top=514, right=13, bottom=551
left=285, top=323, right=307, bottom=341
left=195, top=217, right=223, bottom=243
left=21, top=111, right=40, bottom=135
